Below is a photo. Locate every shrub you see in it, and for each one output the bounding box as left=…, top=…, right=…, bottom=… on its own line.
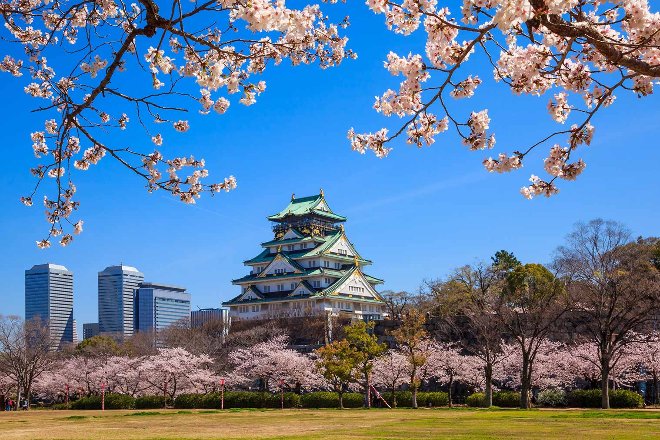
left=200, top=392, right=222, bottom=409
left=136, top=395, right=169, bottom=409
left=50, top=403, right=70, bottom=410
left=610, top=390, right=644, bottom=408
left=492, top=391, right=520, bottom=408
left=466, top=392, right=486, bottom=408
left=566, top=389, right=642, bottom=408
left=300, top=392, right=363, bottom=408
left=567, top=389, right=601, bottom=408
left=537, top=389, right=567, bottom=408
left=383, top=391, right=411, bottom=408
left=419, top=392, right=449, bottom=407
left=71, top=393, right=134, bottom=410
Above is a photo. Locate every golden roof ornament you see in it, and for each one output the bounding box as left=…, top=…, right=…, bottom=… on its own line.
left=291, top=193, right=295, bottom=201
left=354, top=255, right=359, bottom=268
left=340, top=224, right=344, bottom=232
left=319, top=188, right=324, bottom=197
left=277, top=245, right=282, bottom=253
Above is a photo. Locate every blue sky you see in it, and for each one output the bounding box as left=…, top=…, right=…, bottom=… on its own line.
left=0, top=4, right=658, bottom=327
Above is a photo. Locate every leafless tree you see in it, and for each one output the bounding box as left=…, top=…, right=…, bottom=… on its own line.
left=553, top=219, right=660, bottom=409
left=0, top=316, right=53, bottom=410
left=427, top=262, right=508, bottom=407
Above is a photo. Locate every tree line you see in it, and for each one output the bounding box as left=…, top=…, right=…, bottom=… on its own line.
left=1, top=219, right=658, bottom=410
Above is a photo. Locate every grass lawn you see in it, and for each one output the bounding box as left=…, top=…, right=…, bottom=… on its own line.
left=1, top=408, right=659, bottom=440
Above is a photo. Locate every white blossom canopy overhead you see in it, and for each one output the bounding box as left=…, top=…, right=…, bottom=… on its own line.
left=2, top=0, right=658, bottom=246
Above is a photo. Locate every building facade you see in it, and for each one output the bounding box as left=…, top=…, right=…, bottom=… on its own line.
left=223, top=191, right=387, bottom=321
left=191, top=308, right=228, bottom=329
left=25, top=263, right=74, bottom=350
left=98, top=265, right=144, bottom=340
left=134, top=283, right=191, bottom=334
left=83, top=322, right=100, bottom=340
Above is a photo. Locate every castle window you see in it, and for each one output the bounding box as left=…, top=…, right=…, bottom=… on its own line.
left=287, top=245, right=294, bottom=251
left=313, top=280, right=320, bottom=288
left=277, top=284, right=284, bottom=291
left=263, top=285, right=271, bottom=293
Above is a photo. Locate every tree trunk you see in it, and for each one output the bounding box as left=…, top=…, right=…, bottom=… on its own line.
left=485, top=363, right=493, bottom=408
left=411, top=368, right=418, bottom=409
left=365, top=373, right=371, bottom=408
left=520, top=354, right=532, bottom=409
left=448, top=375, right=454, bottom=408
left=338, top=390, right=344, bottom=410
left=601, top=361, right=611, bottom=409
left=653, top=372, right=658, bottom=405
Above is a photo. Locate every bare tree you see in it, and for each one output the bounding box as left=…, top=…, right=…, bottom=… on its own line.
left=427, top=262, right=509, bottom=407
left=0, top=316, right=53, bottom=410
left=381, top=290, right=416, bottom=320
left=553, top=219, right=660, bottom=409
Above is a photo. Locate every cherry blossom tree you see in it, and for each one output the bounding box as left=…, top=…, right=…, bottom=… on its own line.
left=633, top=333, right=660, bottom=405
left=0, top=316, right=53, bottom=410
left=426, top=342, right=481, bottom=406
left=7, top=2, right=660, bottom=246
left=230, top=335, right=322, bottom=392
left=2, top=0, right=352, bottom=246
left=553, top=220, right=660, bottom=408
left=351, top=0, right=660, bottom=198
left=139, top=347, right=216, bottom=401
left=372, top=349, right=409, bottom=407
left=568, top=341, right=643, bottom=391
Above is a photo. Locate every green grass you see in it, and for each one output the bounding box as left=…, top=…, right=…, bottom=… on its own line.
left=1, top=408, right=659, bottom=439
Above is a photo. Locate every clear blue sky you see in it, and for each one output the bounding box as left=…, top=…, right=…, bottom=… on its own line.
left=0, top=4, right=658, bottom=327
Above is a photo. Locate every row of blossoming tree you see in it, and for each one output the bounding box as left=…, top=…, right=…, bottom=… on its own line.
left=1, top=218, right=658, bottom=410
left=1, top=0, right=658, bottom=246
left=3, top=325, right=657, bottom=410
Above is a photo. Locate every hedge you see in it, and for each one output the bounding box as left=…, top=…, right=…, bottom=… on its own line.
left=466, top=391, right=520, bottom=408
left=567, top=389, right=643, bottom=408
left=135, top=395, right=169, bottom=409
left=537, top=389, right=567, bottom=408
left=71, top=393, right=135, bottom=410
left=382, top=391, right=449, bottom=408
left=300, top=392, right=363, bottom=408
left=177, top=392, right=302, bottom=409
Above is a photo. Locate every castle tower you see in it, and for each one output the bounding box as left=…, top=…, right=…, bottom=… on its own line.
left=223, top=191, right=386, bottom=321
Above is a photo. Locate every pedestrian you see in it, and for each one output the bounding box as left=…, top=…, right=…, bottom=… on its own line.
left=7, top=399, right=13, bottom=411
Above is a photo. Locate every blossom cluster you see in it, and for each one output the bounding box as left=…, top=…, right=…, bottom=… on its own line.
left=2, top=0, right=352, bottom=246
left=352, top=0, right=660, bottom=198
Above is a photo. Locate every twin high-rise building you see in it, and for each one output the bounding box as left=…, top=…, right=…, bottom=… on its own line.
left=98, top=265, right=144, bottom=339
left=24, top=263, right=74, bottom=350
left=25, top=263, right=192, bottom=348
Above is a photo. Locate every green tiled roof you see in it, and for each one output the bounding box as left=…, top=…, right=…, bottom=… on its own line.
left=260, top=236, right=325, bottom=247
left=232, top=267, right=346, bottom=284
left=267, top=193, right=347, bottom=222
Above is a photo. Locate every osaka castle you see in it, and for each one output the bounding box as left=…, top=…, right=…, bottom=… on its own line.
left=223, top=191, right=387, bottom=321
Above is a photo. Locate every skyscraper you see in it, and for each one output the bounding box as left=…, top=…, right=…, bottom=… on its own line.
left=134, top=283, right=191, bottom=334
left=98, top=265, right=144, bottom=340
left=25, top=263, right=74, bottom=350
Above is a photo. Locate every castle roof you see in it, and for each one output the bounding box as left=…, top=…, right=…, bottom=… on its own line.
left=267, top=192, right=346, bottom=223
